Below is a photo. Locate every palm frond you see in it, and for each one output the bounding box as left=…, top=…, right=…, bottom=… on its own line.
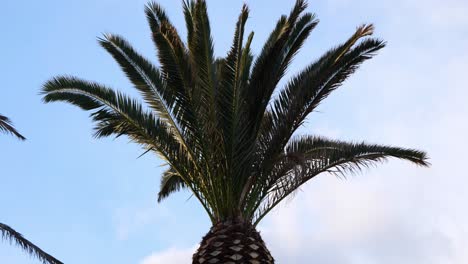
left=42, top=76, right=216, bottom=221
left=235, top=2, right=319, bottom=205
left=145, top=2, right=193, bottom=95
left=43, top=77, right=163, bottom=152
left=189, top=0, right=217, bottom=130
left=256, top=26, right=385, bottom=194
left=144, top=3, right=210, bottom=176
left=0, top=114, right=26, bottom=140
left=98, top=33, right=199, bottom=152
left=183, top=0, right=196, bottom=50
left=215, top=4, right=250, bottom=195
left=245, top=0, right=316, bottom=132
left=97, top=34, right=177, bottom=127
left=157, top=167, right=187, bottom=202
left=0, top=223, right=62, bottom=264
left=252, top=136, right=429, bottom=225
left=187, top=0, right=233, bottom=217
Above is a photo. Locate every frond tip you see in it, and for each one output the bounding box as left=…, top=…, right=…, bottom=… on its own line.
left=0, top=114, right=26, bottom=140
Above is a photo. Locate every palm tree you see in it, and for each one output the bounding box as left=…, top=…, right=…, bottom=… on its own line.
left=0, top=115, right=62, bottom=264
left=41, top=0, right=429, bottom=263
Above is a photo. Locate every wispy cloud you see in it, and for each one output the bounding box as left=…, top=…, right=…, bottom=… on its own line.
left=114, top=204, right=171, bottom=240
left=140, top=246, right=197, bottom=264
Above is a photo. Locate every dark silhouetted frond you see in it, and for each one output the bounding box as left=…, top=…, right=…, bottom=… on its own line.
left=252, top=136, right=428, bottom=225
left=0, top=223, right=62, bottom=264
left=0, top=114, right=26, bottom=140
left=255, top=26, right=385, bottom=195
left=157, top=167, right=187, bottom=202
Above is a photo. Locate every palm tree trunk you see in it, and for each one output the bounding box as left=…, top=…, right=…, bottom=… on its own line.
left=193, top=220, right=274, bottom=264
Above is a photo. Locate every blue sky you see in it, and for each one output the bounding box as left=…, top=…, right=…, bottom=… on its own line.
left=1, top=0, right=468, bottom=263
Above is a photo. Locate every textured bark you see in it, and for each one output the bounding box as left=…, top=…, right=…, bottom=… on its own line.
left=193, top=220, right=274, bottom=264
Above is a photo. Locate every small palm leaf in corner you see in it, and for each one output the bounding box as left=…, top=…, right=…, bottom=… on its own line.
left=0, top=115, right=62, bottom=263
left=0, top=114, right=26, bottom=140
left=0, top=223, right=63, bottom=264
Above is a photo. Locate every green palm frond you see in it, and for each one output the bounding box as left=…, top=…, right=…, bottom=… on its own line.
left=235, top=3, right=319, bottom=205
left=182, top=0, right=196, bottom=49
left=257, top=26, right=385, bottom=184
left=251, top=136, right=428, bottom=225
left=214, top=4, right=251, bottom=196
left=42, top=76, right=216, bottom=220
left=245, top=0, right=316, bottom=134
left=97, top=34, right=177, bottom=128
left=145, top=2, right=193, bottom=95
left=1, top=223, right=62, bottom=264
left=42, top=0, right=428, bottom=225
left=189, top=0, right=218, bottom=138
left=98, top=34, right=206, bottom=168
left=42, top=77, right=171, bottom=155
left=0, top=114, right=26, bottom=140
left=157, top=167, right=187, bottom=202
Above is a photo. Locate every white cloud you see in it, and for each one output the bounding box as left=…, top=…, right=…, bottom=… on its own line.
left=281, top=172, right=464, bottom=262
left=140, top=246, right=197, bottom=264
left=114, top=205, right=171, bottom=240
left=260, top=167, right=468, bottom=263
left=257, top=6, right=468, bottom=260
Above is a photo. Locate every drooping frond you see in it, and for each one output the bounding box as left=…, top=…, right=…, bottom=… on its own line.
left=98, top=34, right=206, bottom=172
left=0, top=114, right=26, bottom=140
left=240, top=25, right=384, bottom=216
left=251, top=136, right=429, bottom=225
left=41, top=76, right=214, bottom=220
left=157, top=167, right=187, bottom=202
left=42, top=77, right=175, bottom=158
left=0, top=223, right=63, bottom=264
left=98, top=34, right=179, bottom=130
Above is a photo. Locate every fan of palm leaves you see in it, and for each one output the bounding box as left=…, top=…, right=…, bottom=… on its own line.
left=41, top=0, right=428, bottom=226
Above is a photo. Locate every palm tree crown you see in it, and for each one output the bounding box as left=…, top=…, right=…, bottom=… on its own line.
left=42, top=0, right=428, bottom=225
left=42, top=1, right=428, bottom=261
